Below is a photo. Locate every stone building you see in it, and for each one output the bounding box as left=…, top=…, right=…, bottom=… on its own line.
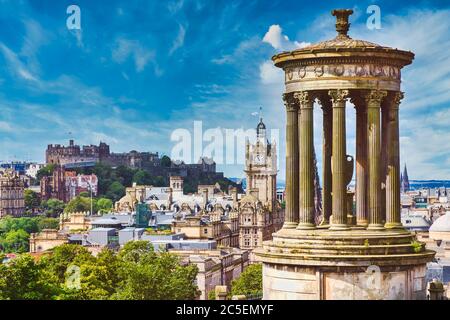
left=40, top=165, right=68, bottom=202
left=255, top=9, right=435, bottom=300
left=171, top=207, right=239, bottom=248
left=0, top=170, right=25, bottom=217
left=46, top=139, right=111, bottom=166
left=174, top=248, right=249, bottom=300
left=29, top=229, right=69, bottom=253
left=59, top=211, right=93, bottom=232
left=45, top=140, right=219, bottom=178
left=40, top=166, right=98, bottom=202
left=66, top=173, right=98, bottom=200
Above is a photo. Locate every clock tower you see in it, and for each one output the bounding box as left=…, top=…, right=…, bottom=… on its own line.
left=240, top=115, right=283, bottom=258
left=245, top=116, right=277, bottom=209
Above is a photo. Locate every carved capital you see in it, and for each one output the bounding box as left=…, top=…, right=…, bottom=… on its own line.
left=391, top=91, right=404, bottom=108
left=294, top=91, right=313, bottom=109
left=282, top=93, right=299, bottom=112
left=328, top=89, right=349, bottom=104
left=365, top=90, right=387, bottom=106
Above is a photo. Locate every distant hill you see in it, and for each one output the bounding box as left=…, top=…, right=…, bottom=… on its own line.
left=409, top=180, right=450, bottom=189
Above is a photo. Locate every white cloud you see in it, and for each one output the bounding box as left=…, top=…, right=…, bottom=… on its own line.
left=168, top=0, right=184, bottom=14
left=0, top=43, right=38, bottom=82
left=169, top=24, right=186, bottom=55
left=0, top=121, right=13, bottom=132
left=20, top=19, right=50, bottom=72
left=259, top=60, right=283, bottom=84
left=112, top=38, right=155, bottom=72
left=211, top=37, right=260, bottom=65
left=262, top=24, right=310, bottom=51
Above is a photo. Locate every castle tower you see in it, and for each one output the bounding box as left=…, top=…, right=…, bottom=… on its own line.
left=255, top=9, right=434, bottom=300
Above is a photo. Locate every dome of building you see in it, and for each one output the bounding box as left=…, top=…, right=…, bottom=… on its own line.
left=430, top=213, right=450, bottom=232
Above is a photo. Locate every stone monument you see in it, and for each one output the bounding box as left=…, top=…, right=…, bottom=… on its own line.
left=254, top=9, right=435, bottom=300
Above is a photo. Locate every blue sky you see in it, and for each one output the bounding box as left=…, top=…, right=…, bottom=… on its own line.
left=0, top=0, right=449, bottom=180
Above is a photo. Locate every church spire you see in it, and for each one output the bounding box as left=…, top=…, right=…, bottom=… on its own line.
left=401, top=164, right=410, bottom=193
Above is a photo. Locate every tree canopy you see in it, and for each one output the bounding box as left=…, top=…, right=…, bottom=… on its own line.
left=41, top=198, right=66, bottom=217
left=0, top=242, right=199, bottom=300
left=24, top=190, right=40, bottom=213
left=36, top=164, right=56, bottom=181
left=0, top=216, right=60, bottom=254
left=230, top=263, right=262, bottom=297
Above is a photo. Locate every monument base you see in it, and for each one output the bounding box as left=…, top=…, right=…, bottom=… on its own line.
left=254, top=228, right=435, bottom=300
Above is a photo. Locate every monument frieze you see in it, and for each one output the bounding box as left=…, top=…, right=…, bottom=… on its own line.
left=284, top=63, right=401, bottom=83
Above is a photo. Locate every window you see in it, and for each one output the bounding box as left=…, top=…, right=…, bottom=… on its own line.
left=204, top=228, right=208, bottom=234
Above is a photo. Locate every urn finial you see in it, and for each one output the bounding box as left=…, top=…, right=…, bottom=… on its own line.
left=332, top=9, right=353, bottom=38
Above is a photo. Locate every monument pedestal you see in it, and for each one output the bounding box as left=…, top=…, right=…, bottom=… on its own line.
left=255, top=228, right=434, bottom=300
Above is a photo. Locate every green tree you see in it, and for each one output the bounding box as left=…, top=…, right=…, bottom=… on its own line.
left=41, top=198, right=65, bottom=217
left=36, top=164, right=56, bottom=181
left=230, top=263, right=262, bottom=297
left=113, top=242, right=199, bottom=300
left=133, top=170, right=153, bottom=185
left=68, top=248, right=120, bottom=300
left=114, top=165, right=135, bottom=187
left=152, top=176, right=166, bottom=187
left=0, top=229, right=30, bottom=253
left=24, top=190, right=40, bottom=213
left=96, top=198, right=113, bottom=214
left=105, top=181, right=125, bottom=203
left=36, top=217, right=59, bottom=231
left=64, top=196, right=92, bottom=214
left=0, top=241, right=200, bottom=300
left=0, top=216, right=39, bottom=234
left=79, top=191, right=90, bottom=197
left=161, top=155, right=171, bottom=167
left=0, top=254, right=58, bottom=300
left=42, top=244, right=95, bottom=283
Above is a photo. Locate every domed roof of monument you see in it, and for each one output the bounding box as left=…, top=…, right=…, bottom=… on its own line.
left=301, top=35, right=383, bottom=51
left=273, top=9, right=414, bottom=67
left=429, top=213, right=450, bottom=232
left=297, top=9, right=384, bottom=51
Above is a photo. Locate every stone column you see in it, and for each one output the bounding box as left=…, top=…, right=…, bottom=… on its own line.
left=295, top=91, right=316, bottom=229
left=329, top=89, right=349, bottom=230
left=381, top=102, right=388, bottom=225
left=282, top=93, right=299, bottom=228
left=366, top=90, right=387, bottom=230
left=351, top=95, right=368, bottom=227
left=318, top=94, right=332, bottom=225
left=385, top=92, right=404, bottom=229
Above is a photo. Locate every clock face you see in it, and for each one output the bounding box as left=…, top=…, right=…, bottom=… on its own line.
left=254, top=154, right=265, bottom=165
